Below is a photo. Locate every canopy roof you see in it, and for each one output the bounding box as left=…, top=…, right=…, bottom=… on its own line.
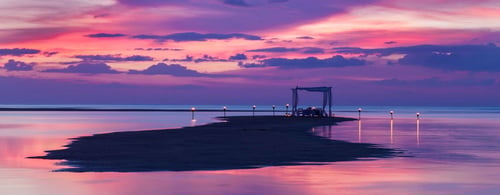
left=291, top=86, right=333, bottom=117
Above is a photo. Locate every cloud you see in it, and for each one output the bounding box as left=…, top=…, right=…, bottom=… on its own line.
left=194, top=55, right=228, bottom=63
left=85, top=33, right=127, bottom=38
left=0, top=48, right=41, bottom=56
left=169, top=55, right=230, bottom=63
left=335, top=43, right=500, bottom=72
left=117, top=0, right=185, bottom=7
left=247, top=47, right=299, bottom=53
left=0, top=75, right=209, bottom=104
left=3, top=59, right=36, bottom=71
left=123, top=55, right=155, bottom=61
left=134, top=48, right=182, bottom=51
left=247, top=47, right=325, bottom=54
left=239, top=55, right=366, bottom=69
left=229, top=53, right=248, bottom=60
left=269, top=0, right=288, bottom=3
left=44, top=62, right=120, bottom=74
left=113, top=0, right=378, bottom=33
left=384, top=41, right=397, bottom=44
left=222, top=0, right=251, bottom=7
left=132, top=32, right=262, bottom=42
left=296, top=36, right=314, bottom=40
left=252, top=55, right=266, bottom=60
left=42, top=51, right=59, bottom=57
left=74, top=54, right=154, bottom=62
left=128, top=63, right=203, bottom=77
left=374, top=77, right=497, bottom=87
left=93, top=13, right=110, bottom=18
left=171, top=55, right=194, bottom=62
left=302, top=47, right=325, bottom=54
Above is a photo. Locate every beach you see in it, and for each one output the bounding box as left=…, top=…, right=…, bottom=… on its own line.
left=32, top=116, right=395, bottom=172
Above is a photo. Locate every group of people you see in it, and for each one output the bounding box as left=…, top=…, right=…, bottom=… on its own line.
left=297, top=107, right=327, bottom=117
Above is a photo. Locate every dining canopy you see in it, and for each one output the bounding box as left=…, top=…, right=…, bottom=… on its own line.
left=291, top=86, right=332, bottom=117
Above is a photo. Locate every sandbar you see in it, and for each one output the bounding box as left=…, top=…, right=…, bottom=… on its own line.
left=31, top=116, right=396, bottom=172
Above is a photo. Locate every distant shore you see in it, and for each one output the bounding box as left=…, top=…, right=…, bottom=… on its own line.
left=0, top=107, right=268, bottom=112
left=0, top=107, right=360, bottom=113
left=31, top=116, right=396, bottom=172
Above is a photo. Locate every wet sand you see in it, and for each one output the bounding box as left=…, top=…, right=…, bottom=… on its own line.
left=31, top=116, right=396, bottom=172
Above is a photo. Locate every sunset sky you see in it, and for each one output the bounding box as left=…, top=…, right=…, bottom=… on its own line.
left=1, top=0, right=500, bottom=106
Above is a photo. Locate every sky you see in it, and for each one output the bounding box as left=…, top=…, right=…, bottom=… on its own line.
left=1, top=0, right=500, bottom=106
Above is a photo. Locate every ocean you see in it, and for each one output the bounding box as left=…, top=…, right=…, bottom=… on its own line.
left=0, top=105, right=499, bottom=194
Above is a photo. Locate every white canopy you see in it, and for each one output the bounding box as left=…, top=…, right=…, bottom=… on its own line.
left=291, top=86, right=332, bottom=117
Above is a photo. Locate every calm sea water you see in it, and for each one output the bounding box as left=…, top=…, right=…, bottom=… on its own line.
left=1, top=105, right=499, bottom=194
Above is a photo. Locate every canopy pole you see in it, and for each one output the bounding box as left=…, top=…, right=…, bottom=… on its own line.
left=329, top=88, right=332, bottom=117
left=290, top=86, right=333, bottom=117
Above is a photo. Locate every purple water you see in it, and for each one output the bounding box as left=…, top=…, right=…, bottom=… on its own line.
left=1, top=105, right=499, bottom=194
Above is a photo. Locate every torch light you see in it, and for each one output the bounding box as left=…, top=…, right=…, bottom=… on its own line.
left=285, top=104, right=289, bottom=116
left=252, top=105, right=256, bottom=118
left=191, top=107, right=195, bottom=121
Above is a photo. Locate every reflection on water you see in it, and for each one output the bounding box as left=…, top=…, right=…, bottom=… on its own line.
left=390, top=119, right=394, bottom=144
left=417, top=118, right=420, bottom=145
left=1, top=106, right=500, bottom=194
left=358, top=119, right=362, bottom=143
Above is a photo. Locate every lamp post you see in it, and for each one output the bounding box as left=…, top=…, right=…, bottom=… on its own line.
left=252, top=105, right=256, bottom=118
left=272, top=105, right=276, bottom=117
left=416, top=112, right=420, bottom=145
left=285, top=104, right=289, bottom=116
left=223, top=106, right=227, bottom=118
left=191, top=107, right=195, bottom=121
left=390, top=111, right=394, bottom=144
left=358, top=108, right=362, bottom=120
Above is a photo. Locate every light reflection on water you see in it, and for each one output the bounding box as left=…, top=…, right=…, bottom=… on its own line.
left=1, top=106, right=500, bottom=194
left=313, top=116, right=500, bottom=165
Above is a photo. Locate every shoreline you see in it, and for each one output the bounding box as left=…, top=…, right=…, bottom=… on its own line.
left=31, top=116, right=396, bottom=172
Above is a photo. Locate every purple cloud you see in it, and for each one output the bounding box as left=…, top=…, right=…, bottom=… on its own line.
left=248, top=47, right=300, bottom=53
left=302, top=47, right=325, bottom=54
left=252, top=55, right=266, bottom=59
left=3, top=59, right=36, bottom=71
left=229, top=53, right=248, bottom=60
left=296, top=36, right=314, bottom=40
left=384, top=41, right=397, bottom=44
left=374, top=77, right=496, bottom=87
left=85, top=33, right=127, bottom=38
left=93, top=13, right=110, bottom=18
left=151, top=1, right=378, bottom=33
left=44, top=62, right=120, bottom=74
left=247, top=47, right=325, bottom=54
left=171, top=55, right=194, bottom=62
left=135, top=48, right=182, bottom=51
left=336, top=44, right=500, bottom=72
left=74, top=54, right=154, bottom=62
left=132, top=32, right=262, bottom=42
left=0, top=48, right=40, bottom=56
left=269, top=0, right=288, bottom=3
left=117, top=0, right=185, bottom=7
left=239, top=55, right=365, bottom=69
left=222, top=0, right=251, bottom=7
left=168, top=55, right=231, bottom=63
left=43, top=51, right=59, bottom=57
left=128, top=63, right=203, bottom=77
left=123, top=55, right=155, bottom=61
left=194, top=55, right=228, bottom=63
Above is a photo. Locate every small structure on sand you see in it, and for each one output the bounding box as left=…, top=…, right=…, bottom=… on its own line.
left=291, top=86, right=333, bottom=117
